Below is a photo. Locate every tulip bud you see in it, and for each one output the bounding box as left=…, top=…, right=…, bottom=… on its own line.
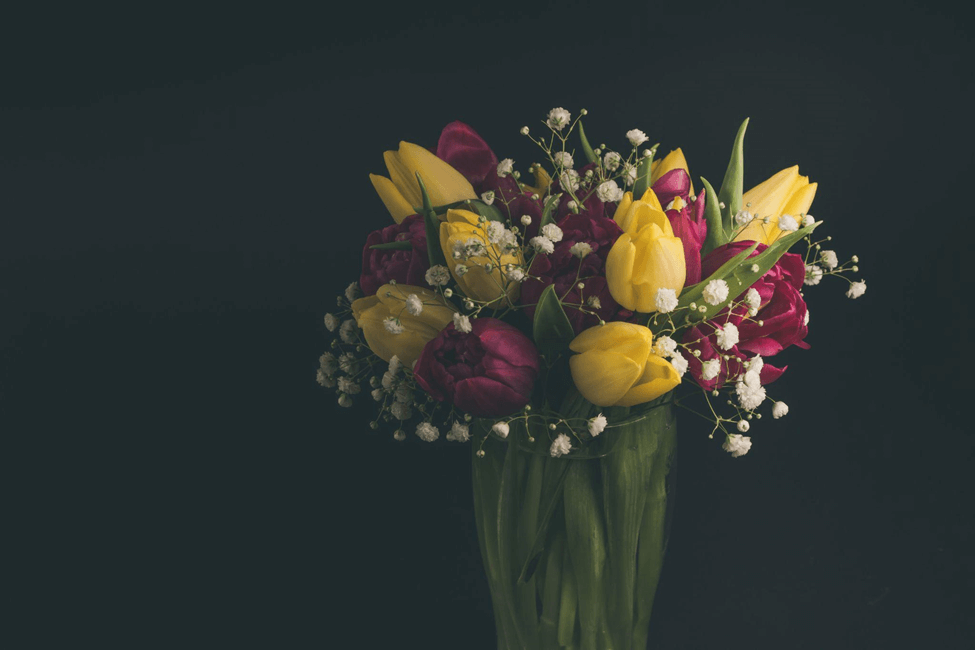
left=351, top=284, right=456, bottom=365
left=369, top=142, right=477, bottom=223
left=735, top=166, right=817, bottom=245
left=440, top=209, right=523, bottom=305
left=568, top=322, right=681, bottom=407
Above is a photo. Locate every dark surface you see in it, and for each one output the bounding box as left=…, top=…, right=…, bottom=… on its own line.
left=3, top=1, right=972, bottom=647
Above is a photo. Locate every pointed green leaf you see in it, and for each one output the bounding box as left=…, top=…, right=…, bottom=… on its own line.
left=369, top=240, right=412, bottom=251
left=717, top=118, right=748, bottom=228
left=466, top=198, right=506, bottom=223
left=632, top=155, right=654, bottom=199
left=578, top=122, right=597, bottom=164
left=415, top=172, right=448, bottom=269
left=699, top=177, right=726, bottom=257
left=539, top=193, right=562, bottom=229
left=533, top=284, right=576, bottom=359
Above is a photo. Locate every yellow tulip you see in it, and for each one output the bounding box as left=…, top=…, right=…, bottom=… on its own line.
left=369, top=142, right=477, bottom=223
left=568, top=322, right=681, bottom=407
left=351, top=284, right=455, bottom=365
left=440, top=209, right=523, bottom=305
left=734, top=166, right=817, bottom=245
left=650, top=148, right=694, bottom=194
left=605, top=189, right=686, bottom=313
left=522, top=165, right=552, bottom=198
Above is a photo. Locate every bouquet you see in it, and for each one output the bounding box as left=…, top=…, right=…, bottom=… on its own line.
left=318, top=109, right=865, bottom=649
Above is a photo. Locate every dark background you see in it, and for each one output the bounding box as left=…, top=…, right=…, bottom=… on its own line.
left=3, top=1, right=972, bottom=647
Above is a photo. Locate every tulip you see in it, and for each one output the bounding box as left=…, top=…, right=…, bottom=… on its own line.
left=440, top=209, right=522, bottom=305
left=734, top=166, right=817, bottom=245
left=568, top=322, right=680, bottom=407
left=359, top=214, right=429, bottom=296
left=369, top=141, right=477, bottom=223
left=435, top=121, right=498, bottom=187
left=605, top=189, right=686, bottom=313
left=351, top=284, right=455, bottom=365
left=650, top=148, right=694, bottom=194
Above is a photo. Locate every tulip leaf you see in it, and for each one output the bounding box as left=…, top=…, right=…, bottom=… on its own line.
left=578, top=122, right=597, bottom=164
left=465, top=199, right=507, bottom=223
left=538, top=193, right=562, bottom=229
left=699, top=177, right=726, bottom=257
left=412, top=198, right=470, bottom=215
left=415, top=172, right=448, bottom=269
left=533, top=284, right=575, bottom=359
left=632, top=155, right=654, bottom=200
left=369, top=240, right=413, bottom=251
left=718, top=118, right=748, bottom=227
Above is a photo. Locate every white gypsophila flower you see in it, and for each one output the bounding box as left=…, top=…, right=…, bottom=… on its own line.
left=747, top=354, right=764, bottom=374
left=716, top=322, right=740, bottom=351
left=559, top=169, right=580, bottom=192
left=388, top=355, right=402, bottom=375
left=530, top=236, right=555, bottom=254
left=623, top=163, right=637, bottom=186
left=480, top=190, right=495, bottom=206
left=566, top=200, right=579, bottom=212
left=508, top=267, right=526, bottom=282
left=455, top=264, right=469, bottom=276
left=425, top=265, right=451, bottom=287
left=338, top=394, right=353, bottom=408
left=603, top=151, right=622, bottom=172
left=745, top=288, right=762, bottom=312
left=446, top=422, right=471, bottom=443
left=316, top=370, right=337, bottom=388
left=338, top=376, right=361, bottom=395
left=497, top=158, right=515, bottom=178
left=520, top=214, right=532, bottom=227
left=383, top=317, right=404, bottom=335
left=804, top=264, right=823, bottom=286
left=655, top=288, right=679, bottom=313
left=773, top=401, right=789, bottom=419
left=345, top=282, right=359, bottom=302
left=394, top=384, right=413, bottom=404
left=499, top=229, right=518, bottom=250
left=735, top=376, right=766, bottom=411
left=550, top=433, right=573, bottom=457
left=587, top=296, right=602, bottom=309
left=323, top=313, right=339, bottom=332
left=820, top=250, right=839, bottom=270
left=340, top=320, right=358, bottom=344
left=553, top=151, right=574, bottom=169
left=654, top=336, right=678, bottom=358
left=319, top=352, right=338, bottom=375
left=405, top=294, right=423, bottom=317
left=588, top=413, right=608, bottom=437
left=339, top=353, right=355, bottom=374
left=570, top=242, right=593, bottom=259
left=546, top=107, right=571, bottom=131
left=802, top=214, right=816, bottom=227
left=371, top=387, right=384, bottom=402
left=393, top=429, right=406, bottom=441
left=596, top=180, right=624, bottom=203
left=701, top=359, right=721, bottom=381
left=702, top=279, right=730, bottom=306
left=485, top=221, right=505, bottom=244
left=391, top=401, right=412, bottom=421
left=670, top=353, right=688, bottom=377
left=847, top=280, right=867, bottom=299
left=735, top=210, right=753, bottom=226
left=778, top=214, right=799, bottom=232
left=369, top=375, right=381, bottom=388
left=415, top=422, right=439, bottom=442
left=453, top=312, right=472, bottom=333
left=542, top=223, right=564, bottom=243
left=723, top=434, right=752, bottom=457
left=492, top=422, right=510, bottom=439
left=626, top=129, right=649, bottom=147
left=381, top=371, right=395, bottom=390
left=804, top=309, right=810, bottom=326
left=737, top=419, right=750, bottom=433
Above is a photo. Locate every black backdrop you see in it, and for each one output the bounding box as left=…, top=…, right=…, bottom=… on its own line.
left=3, top=1, right=973, bottom=648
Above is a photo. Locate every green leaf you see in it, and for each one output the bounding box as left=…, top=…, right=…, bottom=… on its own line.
left=563, top=460, right=606, bottom=650
left=699, top=177, right=725, bottom=257
left=369, top=240, right=412, bottom=251
left=415, top=172, right=448, bottom=269
left=632, top=155, right=654, bottom=199
left=578, top=122, right=597, bottom=164
left=533, top=284, right=576, bottom=359
left=466, top=199, right=506, bottom=223
left=717, top=118, right=749, bottom=229
left=539, top=193, right=562, bottom=229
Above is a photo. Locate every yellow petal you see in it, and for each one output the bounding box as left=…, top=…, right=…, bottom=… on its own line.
left=523, top=166, right=552, bottom=197
left=741, top=166, right=800, bottom=220
left=383, top=149, right=423, bottom=207
left=639, top=188, right=664, bottom=211
left=613, top=192, right=634, bottom=226
left=369, top=174, right=415, bottom=223
left=568, top=321, right=652, bottom=355
left=352, top=284, right=455, bottom=365
left=781, top=182, right=817, bottom=217
left=569, top=349, right=642, bottom=407
left=632, top=235, right=686, bottom=313
left=395, top=142, right=476, bottom=207
left=616, top=354, right=681, bottom=406
left=605, top=234, right=638, bottom=311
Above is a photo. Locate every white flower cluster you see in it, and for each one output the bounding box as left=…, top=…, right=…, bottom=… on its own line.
left=531, top=223, right=564, bottom=256
left=723, top=434, right=752, bottom=458
left=546, top=107, right=571, bottom=131
left=735, top=358, right=766, bottom=411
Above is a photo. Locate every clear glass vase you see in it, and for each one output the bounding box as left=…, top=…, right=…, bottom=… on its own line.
left=472, top=393, right=677, bottom=650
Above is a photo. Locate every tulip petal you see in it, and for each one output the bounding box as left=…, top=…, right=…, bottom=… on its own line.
left=568, top=321, right=652, bottom=354
left=383, top=149, right=423, bottom=207
left=741, top=166, right=800, bottom=220
left=369, top=174, right=415, bottom=223
left=569, top=349, right=642, bottom=407
left=651, top=149, right=693, bottom=194
left=615, top=354, right=681, bottom=407
left=397, top=141, right=477, bottom=207
left=781, top=182, right=817, bottom=217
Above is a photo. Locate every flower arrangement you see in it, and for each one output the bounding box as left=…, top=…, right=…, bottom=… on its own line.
left=319, top=109, right=864, bottom=456
left=318, top=109, right=865, bottom=648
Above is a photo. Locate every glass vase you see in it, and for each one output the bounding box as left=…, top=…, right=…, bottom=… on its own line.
left=472, top=393, right=677, bottom=650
